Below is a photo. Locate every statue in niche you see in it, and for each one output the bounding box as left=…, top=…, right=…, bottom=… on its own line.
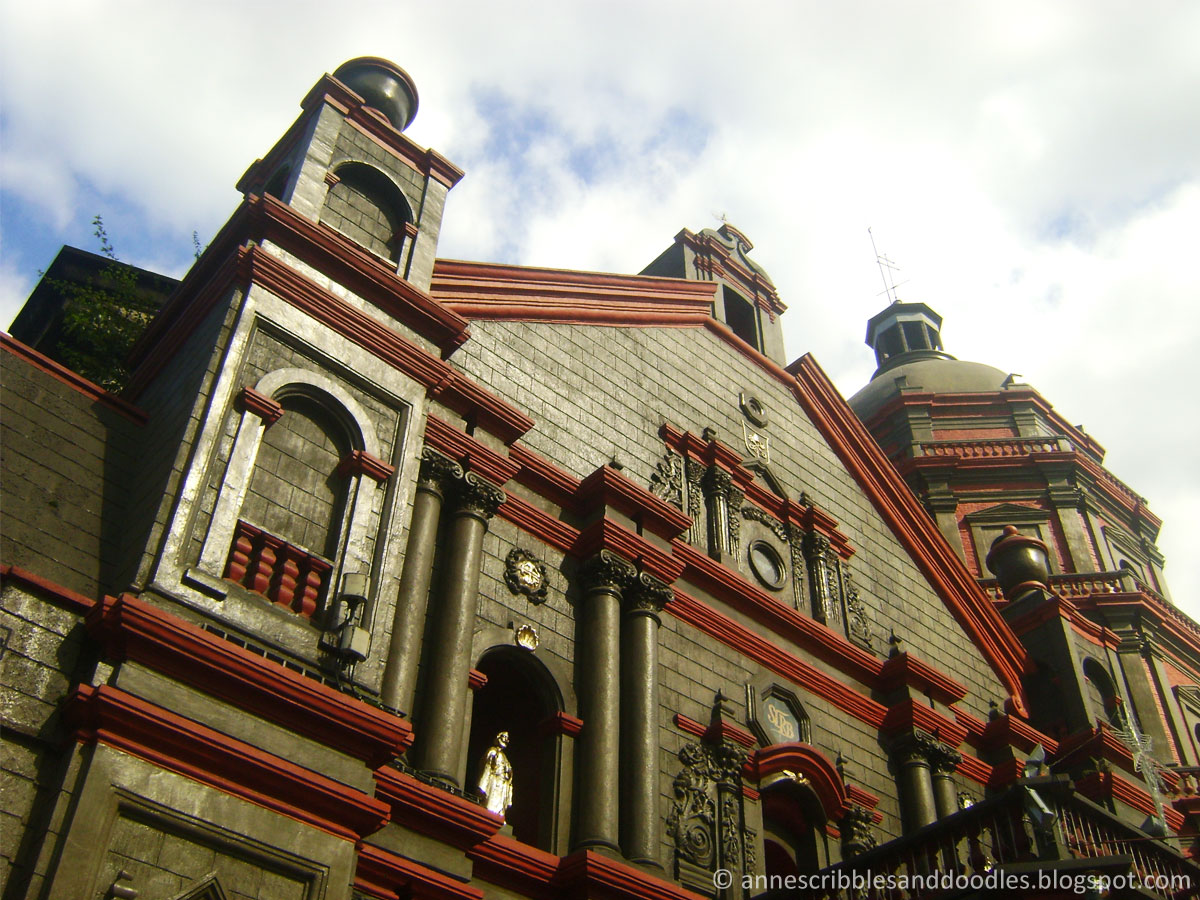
left=477, top=731, right=514, bottom=818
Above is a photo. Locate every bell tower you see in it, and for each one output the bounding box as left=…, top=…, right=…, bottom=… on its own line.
left=237, top=57, right=463, bottom=292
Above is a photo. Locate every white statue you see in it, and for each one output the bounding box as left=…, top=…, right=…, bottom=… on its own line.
left=477, top=731, right=514, bottom=818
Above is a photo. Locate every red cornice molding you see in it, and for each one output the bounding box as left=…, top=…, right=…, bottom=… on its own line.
left=510, top=444, right=580, bottom=507
left=881, top=698, right=969, bottom=748
left=373, top=767, right=501, bottom=849
left=235, top=385, right=285, bottom=424
left=424, top=414, right=520, bottom=485
left=574, top=464, right=692, bottom=541
left=958, top=754, right=993, bottom=787
left=878, top=652, right=969, bottom=705
left=671, top=539, right=882, bottom=685
left=86, top=593, right=412, bottom=767
left=338, top=449, right=395, bottom=483
left=468, top=833, right=560, bottom=900
left=431, top=258, right=717, bottom=328
left=787, top=354, right=1028, bottom=717
left=67, top=684, right=389, bottom=840
left=574, top=517, right=685, bottom=583
left=356, top=841, right=483, bottom=900
left=980, top=713, right=1058, bottom=756
left=672, top=713, right=758, bottom=749
left=554, top=849, right=708, bottom=900
left=1005, top=594, right=1122, bottom=651
left=497, top=493, right=579, bottom=553
left=537, top=711, right=584, bottom=738
left=1074, top=771, right=1186, bottom=832
left=0, top=564, right=95, bottom=614
left=1, top=334, right=148, bottom=424
left=667, top=589, right=887, bottom=728
left=1076, top=594, right=1200, bottom=662
left=750, top=743, right=850, bottom=820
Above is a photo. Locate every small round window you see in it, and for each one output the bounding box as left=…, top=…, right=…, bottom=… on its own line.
left=748, top=540, right=786, bottom=590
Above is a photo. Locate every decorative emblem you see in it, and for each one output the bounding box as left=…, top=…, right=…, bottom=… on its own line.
left=505, top=548, right=548, bottom=603
left=514, top=624, right=539, bottom=650
left=742, top=422, right=770, bottom=463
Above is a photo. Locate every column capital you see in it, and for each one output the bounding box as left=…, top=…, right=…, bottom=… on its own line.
left=625, top=571, right=673, bottom=616
left=701, top=465, right=734, bottom=497
left=417, top=448, right=463, bottom=492
left=580, top=550, right=637, bottom=593
left=456, top=471, right=505, bottom=519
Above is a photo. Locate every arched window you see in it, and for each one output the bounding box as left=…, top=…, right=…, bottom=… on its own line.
left=723, top=286, right=761, bottom=351
left=466, top=648, right=563, bottom=849
left=761, top=778, right=826, bottom=878
left=320, top=162, right=413, bottom=262
left=1082, top=657, right=1123, bottom=728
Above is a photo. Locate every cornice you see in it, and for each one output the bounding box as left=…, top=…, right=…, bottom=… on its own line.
left=67, top=684, right=389, bottom=841
left=0, top=564, right=96, bottom=614
left=423, top=414, right=520, bottom=485
left=86, top=593, right=412, bottom=767
left=467, top=833, right=560, bottom=900
left=553, top=849, right=708, bottom=900
left=1074, top=771, right=1186, bottom=832
left=787, top=354, right=1028, bottom=717
left=372, top=766, right=502, bottom=849
left=573, top=464, right=692, bottom=541
left=573, top=517, right=684, bottom=583
left=878, top=652, right=969, bottom=705
left=356, top=841, right=483, bottom=900
left=0, top=335, right=149, bottom=424
left=880, top=699, right=969, bottom=748
left=672, top=713, right=758, bottom=749
left=431, top=258, right=717, bottom=326
left=510, top=443, right=580, bottom=506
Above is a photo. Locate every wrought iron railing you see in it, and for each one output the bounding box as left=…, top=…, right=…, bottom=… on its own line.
left=791, top=779, right=1197, bottom=899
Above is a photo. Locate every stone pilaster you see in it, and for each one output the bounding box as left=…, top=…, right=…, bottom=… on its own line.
left=893, top=731, right=939, bottom=833
left=702, top=466, right=733, bottom=559
left=927, top=742, right=964, bottom=819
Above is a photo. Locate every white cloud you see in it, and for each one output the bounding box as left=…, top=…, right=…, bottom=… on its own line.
left=1, top=0, right=1196, bottom=614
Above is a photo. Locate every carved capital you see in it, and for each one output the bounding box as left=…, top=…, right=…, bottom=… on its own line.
left=926, top=742, right=963, bottom=775
left=579, top=550, right=637, bottom=594
left=701, top=465, right=734, bottom=499
left=626, top=571, right=673, bottom=615
left=456, top=471, right=505, bottom=519
left=416, top=448, right=463, bottom=493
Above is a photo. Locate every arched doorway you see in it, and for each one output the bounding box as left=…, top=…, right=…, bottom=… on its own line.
left=466, top=647, right=561, bottom=849
left=761, top=777, right=826, bottom=878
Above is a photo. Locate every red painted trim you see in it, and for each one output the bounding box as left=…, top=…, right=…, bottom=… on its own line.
left=86, top=593, right=412, bottom=766
left=574, top=517, right=685, bottom=583
left=373, top=766, right=501, bottom=849
left=953, top=707, right=988, bottom=743
left=497, top=493, right=579, bottom=553
left=235, top=385, right=284, bottom=424
left=846, top=784, right=882, bottom=811
left=1005, top=594, right=1121, bottom=651
left=667, top=589, right=887, bottom=728
left=510, top=443, right=580, bottom=507
left=743, top=785, right=761, bottom=801
left=423, top=414, right=520, bottom=485
left=0, top=564, right=95, bottom=613
left=1076, top=594, right=1200, bottom=662
left=878, top=652, right=969, bottom=705
left=537, top=711, right=584, bottom=738
left=1, top=334, right=148, bottom=424
left=356, top=841, right=483, bottom=900
left=67, top=684, right=389, bottom=840
left=881, top=698, right=968, bottom=747
left=787, top=355, right=1028, bottom=716
left=672, top=713, right=757, bottom=749
left=431, top=258, right=717, bottom=328
left=954, top=754, right=993, bottom=788
left=751, top=743, right=850, bottom=820
left=554, top=849, right=708, bottom=900
left=574, top=464, right=692, bottom=541
left=980, top=713, right=1059, bottom=756
left=338, top=449, right=395, bottom=483
left=1074, top=771, right=1186, bottom=831
left=671, top=539, right=882, bottom=685
left=468, top=668, right=488, bottom=691
left=468, top=832, right=560, bottom=900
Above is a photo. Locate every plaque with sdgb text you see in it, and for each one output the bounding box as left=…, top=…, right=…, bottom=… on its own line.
left=761, top=694, right=801, bottom=745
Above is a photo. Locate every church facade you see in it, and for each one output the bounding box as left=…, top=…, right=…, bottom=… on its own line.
left=2, top=57, right=1197, bottom=900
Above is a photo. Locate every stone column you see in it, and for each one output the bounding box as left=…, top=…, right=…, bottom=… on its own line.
left=413, top=471, right=504, bottom=787
left=702, top=466, right=733, bottom=559
left=894, top=732, right=938, bottom=834
left=928, top=743, right=963, bottom=819
left=380, top=449, right=461, bottom=713
left=574, top=550, right=634, bottom=852
left=620, top=572, right=672, bottom=866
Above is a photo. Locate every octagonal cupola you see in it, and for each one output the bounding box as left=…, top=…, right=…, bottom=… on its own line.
left=864, top=301, right=952, bottom=376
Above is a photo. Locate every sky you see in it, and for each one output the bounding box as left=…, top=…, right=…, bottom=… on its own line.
left=1, top=1, right=1197, bottom=614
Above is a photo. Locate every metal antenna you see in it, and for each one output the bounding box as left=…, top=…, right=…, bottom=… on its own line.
left=869, top=227, right=904, bottom=304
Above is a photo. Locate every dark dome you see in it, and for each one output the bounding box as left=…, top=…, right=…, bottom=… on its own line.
left=333, top=57, right=419, bottom=131
left=848, top=356, right=1012, bottom=421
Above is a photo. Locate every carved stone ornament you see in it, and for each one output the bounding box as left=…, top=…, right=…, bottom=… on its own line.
left=843, top=572, right=874, bottom=651
left=457, top=471, right=505, bottom=519
left=579, top=550, right=636, bottom=593
left=727, top=488, right=744, bottom=557
left=926, top=741, right=964, bottom=775
left=840, top=804, right=878, bottom=859
left=417, top=448, right=463, bottom=493
left=649, top=449, right=684, bottom=510
left=514, top=623, right=539, bottom=650
left=739, top=392, right=769, bottom=428
left=627, top=571, right=673, bottom=614
left=504, top=548, right=549, bottom=603
left=667, top=740, right=750, bottom=873
left=742, top=421, right=770, bottom=464
left=685, top=460, right=705, bottom=543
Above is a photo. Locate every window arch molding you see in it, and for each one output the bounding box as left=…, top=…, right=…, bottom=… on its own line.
left=198, top=367, right=392, bottom=619
left=321, top=160, right=415, bottom=263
